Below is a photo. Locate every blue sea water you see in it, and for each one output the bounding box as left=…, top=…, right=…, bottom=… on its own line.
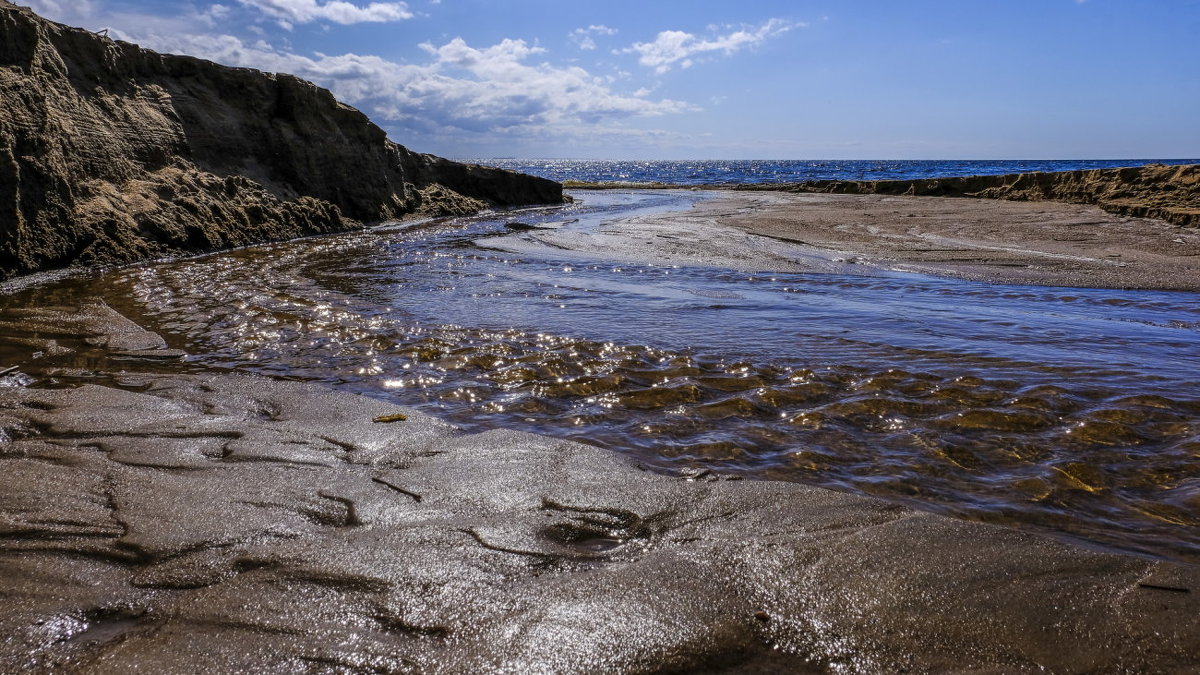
left=469, top=158, right=1198, bottom=185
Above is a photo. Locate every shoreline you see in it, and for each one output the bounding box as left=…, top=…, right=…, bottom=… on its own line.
left=562, top=162, right=1200, bottom=228
left=528, top=188, right=1200, bottom=291
left=1, top=301, right=1197, bottom=671
left=703, top=191, right=1200, bottom=290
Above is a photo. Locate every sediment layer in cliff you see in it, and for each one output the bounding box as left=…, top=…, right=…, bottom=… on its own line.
left=0, top=1, right=562, bottom=280
left=739, top=163, right=1200, bottom=228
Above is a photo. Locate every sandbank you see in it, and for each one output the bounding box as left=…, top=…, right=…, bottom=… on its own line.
left=484, top=190, right=1200, bottom=290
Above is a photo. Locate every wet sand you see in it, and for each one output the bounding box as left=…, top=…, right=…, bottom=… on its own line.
left=478, top=191, right=866, bottom=275
left=3, top=195, right=1199, bottom=671
left=709, top=192, right=1200, bottom=290
left=1, top=301, right=1199, bottom=672
left=484, top=190, right=1200, bottom=290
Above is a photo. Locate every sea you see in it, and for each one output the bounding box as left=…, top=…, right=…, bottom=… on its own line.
left=466, top=158, right=1199, bottom=185
left=4, top=158, right=1199, bottom=564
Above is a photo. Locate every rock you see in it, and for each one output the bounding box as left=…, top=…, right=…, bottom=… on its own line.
left=0, top=1, right=563, bottom=280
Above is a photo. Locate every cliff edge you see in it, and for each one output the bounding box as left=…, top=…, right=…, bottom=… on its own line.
left=0, top=1, right=562, bottom=280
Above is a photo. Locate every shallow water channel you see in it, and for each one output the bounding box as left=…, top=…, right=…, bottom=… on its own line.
left=6, top=191, right=1200, bottom=563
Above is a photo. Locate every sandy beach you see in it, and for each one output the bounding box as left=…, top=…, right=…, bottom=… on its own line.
left=3, top=2, right=1198, bottom=671
left=1, top=300, right=1198, bottom=672
left=509, top=189, right=1200, bottom=290
left=719, top=192, right=1200, bottom=290
left=2, top=195, right=1198, bottom=671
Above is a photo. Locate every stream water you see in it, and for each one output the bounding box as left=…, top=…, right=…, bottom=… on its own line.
left=4, top=189, right=1199, bottom=563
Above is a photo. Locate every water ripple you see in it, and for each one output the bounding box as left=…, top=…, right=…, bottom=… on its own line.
left=7, top=191, right=1200, bottom=563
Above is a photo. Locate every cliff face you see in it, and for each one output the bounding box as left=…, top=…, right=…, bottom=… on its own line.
left=752, top=163, right=1200, bottom=228
left=0, top=1, right=562, bottom=280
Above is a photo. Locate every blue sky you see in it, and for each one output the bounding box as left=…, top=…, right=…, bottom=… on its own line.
left=23, top=0, right=1200, bottom=160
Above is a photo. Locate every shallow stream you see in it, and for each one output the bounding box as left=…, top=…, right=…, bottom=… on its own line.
left=5, top=190, right=1200, bottom=562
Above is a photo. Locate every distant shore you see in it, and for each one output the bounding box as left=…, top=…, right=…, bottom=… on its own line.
left=564, top=162, right=1200, bottom=229
left=542, top=163, right=1200, bottom=291
left=483, top=184, right=1200, bottom=291
left=700, top=191, right=1200, bottom=290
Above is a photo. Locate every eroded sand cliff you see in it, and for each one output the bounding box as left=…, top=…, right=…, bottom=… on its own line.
left=0, top=1, right=562, bottom=280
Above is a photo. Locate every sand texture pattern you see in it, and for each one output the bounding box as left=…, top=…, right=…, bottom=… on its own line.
left=660, top=192, right=1200, bottom=289
left=0, top=301, right=1197, bottom=673
left=0, top=1, right=562, bottom=280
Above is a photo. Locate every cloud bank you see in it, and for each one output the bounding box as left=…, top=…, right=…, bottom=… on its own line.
left=569, top=24, right=617, bottom=51
left=120, top=31, right=688, bottom=139
left=621, top=18, right=799, bottom=73
left=235, top=0, right=413, bottom=28
left=24, top=1, right=782, bottom=152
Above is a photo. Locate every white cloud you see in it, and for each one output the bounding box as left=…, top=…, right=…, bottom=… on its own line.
left=207, top=4, right=233, bottom=21
left=569, top=24, right=617, bottom=51
left=235, top=0, right=413, bottom=29
left=19, top=0, right=99, bottom=25
left=621, top=18, right=799, bottom=74
left=117, top=29, right=691, bottom=139
left=21, top=0, right=232, bottom=35
left=17, top=1, right=696, bottom=152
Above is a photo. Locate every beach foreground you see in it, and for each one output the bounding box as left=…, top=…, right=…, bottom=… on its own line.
left=1, top=301, right=1197, bottom=672
left=4, top=2, right=1198, bottom=671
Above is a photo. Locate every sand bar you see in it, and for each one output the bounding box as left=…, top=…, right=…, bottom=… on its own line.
left=705, top=191, right=1200, bottom=290
left=487, top=189, right=1200, bottom=290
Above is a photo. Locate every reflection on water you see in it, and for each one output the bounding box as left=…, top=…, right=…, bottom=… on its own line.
left=4, top=191, right=1200, bottom=563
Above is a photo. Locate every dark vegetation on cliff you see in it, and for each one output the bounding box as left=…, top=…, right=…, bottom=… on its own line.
left=739, top=163, right=1200, bottom=228
left=0, top=1, right=562, bottom=280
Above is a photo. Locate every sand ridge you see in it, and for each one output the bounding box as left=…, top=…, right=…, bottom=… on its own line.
left=690, top=191, right=1200, bottom=289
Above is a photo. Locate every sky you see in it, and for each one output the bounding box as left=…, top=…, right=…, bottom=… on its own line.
left=20, top=0, right=1200, bottom=160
